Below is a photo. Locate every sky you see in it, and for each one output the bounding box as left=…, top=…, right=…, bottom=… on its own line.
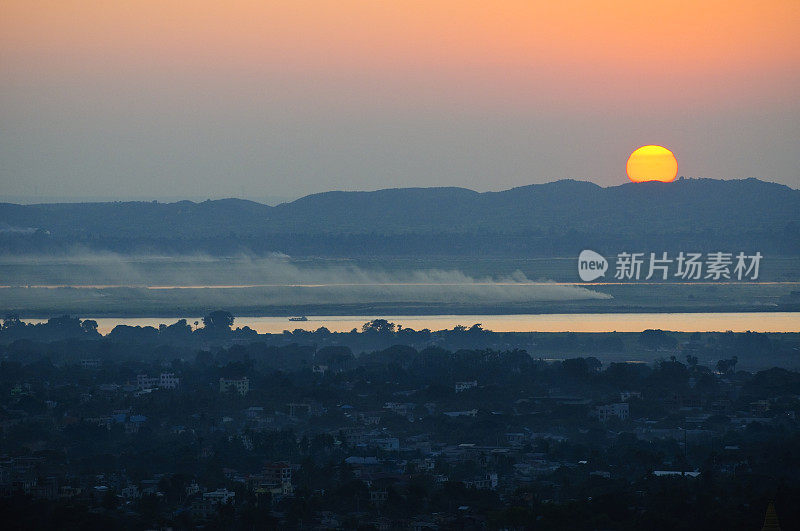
left=2, top=0, right=799, bottom=202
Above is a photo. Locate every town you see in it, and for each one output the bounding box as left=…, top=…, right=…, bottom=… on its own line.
left=0, top=314, right=798, bottom=529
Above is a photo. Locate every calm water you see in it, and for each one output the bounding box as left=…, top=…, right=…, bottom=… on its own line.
left=28, top=312, right=800, bottom=335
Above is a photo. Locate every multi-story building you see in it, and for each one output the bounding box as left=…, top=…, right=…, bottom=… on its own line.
left=159, top=373, right=180, bottom=389
left=219, top=377, right=249, bottom=396
left=136, top=373, right=179, bottom=390
left=136, top=374, right=158, bottom=390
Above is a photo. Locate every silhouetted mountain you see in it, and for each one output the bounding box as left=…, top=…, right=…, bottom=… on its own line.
left=1, top=178, right=798, bottom=256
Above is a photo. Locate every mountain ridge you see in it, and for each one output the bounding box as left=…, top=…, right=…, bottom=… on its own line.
left=1, top=178, right=798, bottom=256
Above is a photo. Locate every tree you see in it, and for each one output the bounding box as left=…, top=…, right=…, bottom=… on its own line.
left=638, top=329, right=677, bottom=350
left=159, top=319, right=192, bottom=340
left=81, top=319, right=99, bottom=336
left=361, top=319, right=395, bottom=334
left=715, top=356, right=739, bottom=374
left=2, top=313, right=24, bottom=330
left=315, top=346, right=354, bottom=368
left=202, top=311, right=234, bottom=331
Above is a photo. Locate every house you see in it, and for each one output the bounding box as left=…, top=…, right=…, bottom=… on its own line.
left=505, top=432, right=527, bottom=447
left=219, top=377, right=249, bottom=396
left=652, top=470, right=700, bottom=478
left=463, top=473, right=498, bottom=490
left=369, top=488, right=388, bottom=506
left=383, top=402, right=415, bottom=416
left=245, top=406, right=264, bottom=419
left=620, top=391, right=642, bottom=402
left=121, top=484, right=140, bottom=500
left=357, top=412, right=382, bottom=426
left=203, top=488, right=235, bottom=504
left=263, top=462, right=292, bottom=486
left=455, top=381, right=478, bottom=393
left=257, top=462, right=294, bottom=495
left=125, top=415, right=147, bottom=434
left=185, top=481, right=200, bottom=496
left=594, top=403, right=629, bottom=422
left=137, top=375, right=158, bottom=390
left=443, top=409, right=478, bottom=418
left=372, top=437, right=400, bottom=451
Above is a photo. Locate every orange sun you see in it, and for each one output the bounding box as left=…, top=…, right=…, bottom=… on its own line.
left=626, top=145, right=678, bottom=183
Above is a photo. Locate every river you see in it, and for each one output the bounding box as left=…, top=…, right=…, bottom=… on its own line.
left=27, top=312, right=800, bottom=335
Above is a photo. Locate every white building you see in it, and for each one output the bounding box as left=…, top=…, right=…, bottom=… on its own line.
left=455, top=381, right=478, bottom=393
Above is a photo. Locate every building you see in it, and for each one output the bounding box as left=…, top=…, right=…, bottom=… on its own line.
left=619, top=391, right=642, bottom=402
left=252, top=462, right=294, bottom=496
left=245, top=406, right=264, bottom=419
left=761, top=501, right=782, bottom=531
left=137, top=375, right=158, bottom=390
left=120, top=484, right=140, bottom=500
left=372, top=437, right=400, bottom=451
left=219, top=377, right=249, bottom=396
left=443, top=409, right=478, bottom=418
left=159, top=373, right=180, bottom=389
left=203, top=488, right=236, bottom=504
left=594, top=403, right=629, bottom=422
left=464, top=473, right=498, bottom=490
left=190, top=489, right=236, bottom=519
left=455, top=381, right=478, bottom=393
left=263, top=462, right=292, bottom=486
left=137, top=373, right=179, bottom=390
left=505, top=433, right=527, bottom=447
left=369, top=488, right=388, bottom=506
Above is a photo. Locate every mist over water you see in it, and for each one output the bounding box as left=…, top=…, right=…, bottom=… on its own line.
left=0, top=252, right=611, bottom=307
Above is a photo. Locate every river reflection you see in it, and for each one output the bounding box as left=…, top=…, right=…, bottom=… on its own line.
left=27, top=312, right=800, bottom=335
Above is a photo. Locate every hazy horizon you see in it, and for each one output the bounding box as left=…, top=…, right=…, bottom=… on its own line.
left=2, top=175, right=797, bottom=206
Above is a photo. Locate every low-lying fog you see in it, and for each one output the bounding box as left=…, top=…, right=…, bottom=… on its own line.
left=0, top=252, right=610, bottom=306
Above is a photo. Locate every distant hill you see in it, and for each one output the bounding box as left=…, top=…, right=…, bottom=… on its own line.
left=1, top=178, right=798, bottom=256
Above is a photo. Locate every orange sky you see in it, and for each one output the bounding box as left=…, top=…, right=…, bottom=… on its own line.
left=1, top=1, right=799, bottom=199
left=3, top=1, right=799, bottom=109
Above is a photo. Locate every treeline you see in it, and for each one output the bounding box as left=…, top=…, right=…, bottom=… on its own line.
left=1, top=314, right=796, bottom=370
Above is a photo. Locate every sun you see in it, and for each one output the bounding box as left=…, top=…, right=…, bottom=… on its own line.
left=626, top=145, right=678, bottom=183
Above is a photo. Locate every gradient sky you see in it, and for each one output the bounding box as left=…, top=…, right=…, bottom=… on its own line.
left=2, top=1, right=799, bottom=202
